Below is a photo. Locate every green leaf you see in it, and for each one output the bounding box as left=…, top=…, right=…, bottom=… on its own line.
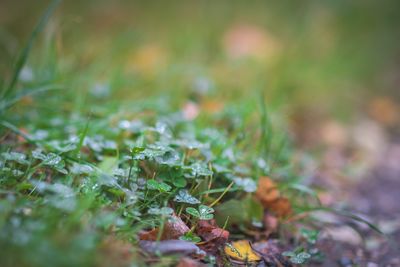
left=42, top=153, right=62, bottom=166
left=215, top=196, right=263, bottom=226
left=156, top=150, right=181, bottom=166
left=174, top=189, right=200, bottom=204
left=146, top=180, right=171, bottom=192
left=16, top=182, right=34, bottom=191
left=70, top=163, right=94, bottom=175
left=297, top=252, right=311, bottom=260
left=148, top=207, right=174, bottom=216
left=107, top=188, right=125, bottom=197
left=283, top=251, right=311, bottom=265
left=290, top=257, right=306, bottom=264
left=131, top=146, right=145, bottom=154
left=1, top=152, right=29, bottom=165
left=185, top=207, right=200, bottom=218
left=198, top=205, right=214, bottom=220
left=159, top=207, right=174, bottom=216
left=282, top=251, right=296, bottom=257
left=31, top=150, right=67, bottom=173
left=186, top=163, right=213, bottom=177
left=147, top=180, right=160, bottom=190
left=179, top=232, right=201, bottom=243
left=233, top=177, right=257, bottom=192
left=201, top=213, right=214, bottom=220
left=158, top=182, right=172, bottom=192
left=300, top=228, right=319, bottom=244
left=173, top=177, right=187, bottom=188
left=98, top=156, right=119, bottom=174
left=32, top=149, right=46, bottom=161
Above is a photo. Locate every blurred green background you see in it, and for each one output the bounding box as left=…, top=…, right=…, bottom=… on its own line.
left=1, top=0, right=399, bottom=127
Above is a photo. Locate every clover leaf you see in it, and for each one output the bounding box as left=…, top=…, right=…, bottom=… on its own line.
left=300, top=228, right=319, bottom=244
left=179, top=232, right=201, bottom=243
left=282, top=251, right=311, bottom=264
left=148, top=207, right=174, bottom=216
left=2, top=152, right=29, bottom=165
left=146, top=180, right=171, bottom=192
left=31, top=150, right=67, bottom=174
left=198, top=205, right=214, bottom=220
left=174, top=189, right=200, bottom=204
left=172, top=177, right=187, bottom=188
left=185, top=162, right=213, bottom=177
left=185, top=207, right=200, bottom=218
left=186, top=205, right=214, bottom=220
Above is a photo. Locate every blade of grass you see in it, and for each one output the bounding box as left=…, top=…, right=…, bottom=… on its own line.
left=0, top=84, right=63, bottom=112
left=258, top=90, right=273, bottom=159
left=209, top=181, right=234, bottom=208
left=197, top=187, right=239, bottom=195
left=1, top=0, right=62, bottom=99
left=301, top=206, right=383, bottom=234
left=288, top=183, right=322, bottom=206
left=0, top=120, right=36, bottom=144
left=74, top=117, right=91, bottom=159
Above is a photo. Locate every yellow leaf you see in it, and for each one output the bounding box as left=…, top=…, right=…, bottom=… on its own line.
left=224, top=240, right=261, bottom=262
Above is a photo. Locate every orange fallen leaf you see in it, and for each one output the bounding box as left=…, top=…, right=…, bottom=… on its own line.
left=255, top=176, right=279, bottom=203
left=224, top=240, right=261, bottom=262
left=368, top=96, right=399, bottom=126
left=255, top=177, right=292, bottom=218
left=125, top=43, right=168, bottom=77
left=222, top=24, right=281, bottom=61
left=267, top=197, right=292, bottom=218
left=200, top=100, right=224, bottom=114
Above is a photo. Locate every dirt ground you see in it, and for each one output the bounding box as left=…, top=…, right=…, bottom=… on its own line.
left=314, top=138, right=400, bottom=266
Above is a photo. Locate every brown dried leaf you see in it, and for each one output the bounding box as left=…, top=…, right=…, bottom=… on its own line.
left=268, top=197, right=292, bottom=218
left=255, top=177, right=292, bottom=218
left=263, top=212, right=279, bottom=235
left=163, top=215, right=191, bottom=239
left=252, top=240, right=293, bottom=267
left=138, top=215, right=190, bottom=241
left=196, top=219, right=229, bottom=254
left=256, top=177, right=279, bottom=202
left=138, top=228, right=158, bottom=241
left=368, top=97, right=399, bottom=126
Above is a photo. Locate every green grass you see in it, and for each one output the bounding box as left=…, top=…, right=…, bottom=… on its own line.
left=0, top=1, right=395, bottom=266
